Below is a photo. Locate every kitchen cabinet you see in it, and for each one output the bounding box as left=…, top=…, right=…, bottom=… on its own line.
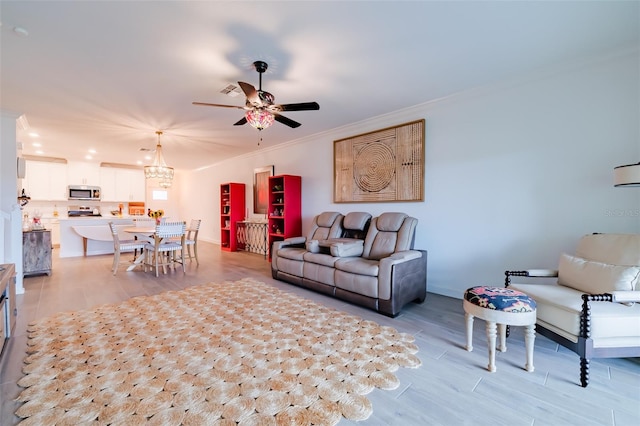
left=100, top=167, right=145, bottom=202
left=23, top=160, right=67, bottom=201
left=50, top=219, right=60, bottom=248
left=23, top=230, right=52, bottom=276
left=67, top=161, right=101, bottom=186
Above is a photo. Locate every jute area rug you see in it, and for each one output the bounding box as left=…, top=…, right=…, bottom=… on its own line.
left=15, top=278, right=421, bottom=425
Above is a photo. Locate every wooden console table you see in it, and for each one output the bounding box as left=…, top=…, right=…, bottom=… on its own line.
left=236, top=221, right=269, bottom=258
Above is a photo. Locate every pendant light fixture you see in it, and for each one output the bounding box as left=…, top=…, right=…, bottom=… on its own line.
left=144, top=130, right=174, bottom=188
left=614, top=162, right=640, bottom=187
left=245, top=108, right=275, bottom=130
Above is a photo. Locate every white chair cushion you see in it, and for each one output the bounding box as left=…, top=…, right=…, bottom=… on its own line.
left=509, top=283, right=640, bottom=344
left=558, top=253, right=640, bottom=294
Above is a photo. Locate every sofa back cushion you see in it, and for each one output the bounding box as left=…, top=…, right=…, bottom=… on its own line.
left=362, top=213, right=418, bottom=260
left=576, top=233, right=640, bottom=266
left=558, top=253, right=640, bottom=293
left=308, top=212, right=343, bottom=241
left=341, top=212, right=372, bottom=239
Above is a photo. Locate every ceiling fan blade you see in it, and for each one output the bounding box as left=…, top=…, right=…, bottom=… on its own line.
left=274, top=102, right=320, bottom=112
left=238, top=81, right=261, bottom=106
left=233, top=117, right=247, bottom=126
left=192, top=102, right=245, bottom=109
left=273, top=113, right=301, bottom=128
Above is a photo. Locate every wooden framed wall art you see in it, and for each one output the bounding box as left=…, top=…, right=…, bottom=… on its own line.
left=334, top=119, right=425, bottom=203
left=254, top=165, right=274, bottom=214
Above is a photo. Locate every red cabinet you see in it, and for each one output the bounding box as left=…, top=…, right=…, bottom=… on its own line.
left=268, top=175, right=301, bottom=259
left=220, top=183, right=245, bottom=251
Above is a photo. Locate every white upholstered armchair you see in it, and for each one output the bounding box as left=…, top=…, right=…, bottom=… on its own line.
left=505, top=233, right=640, bottom=387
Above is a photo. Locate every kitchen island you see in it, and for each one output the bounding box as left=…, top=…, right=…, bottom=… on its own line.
left=59, top=217, right=140, bottom=258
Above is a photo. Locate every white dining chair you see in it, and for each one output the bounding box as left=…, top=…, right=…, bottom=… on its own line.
left=143, top=221, right=186, bottom=277
left=184, top=219, right=201, bottom=264
left=108, top=222, right=146, bottom=275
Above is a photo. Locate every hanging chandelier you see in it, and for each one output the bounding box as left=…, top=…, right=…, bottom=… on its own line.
left=245, top=108, right=274, bottom=131
left=144, top=130, right=174, bottom=188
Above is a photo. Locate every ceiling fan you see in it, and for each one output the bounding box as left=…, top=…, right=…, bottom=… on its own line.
left=192, top=60, right=320, bottom=130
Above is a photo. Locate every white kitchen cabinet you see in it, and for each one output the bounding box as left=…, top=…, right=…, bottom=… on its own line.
left=67, top=161, right=101, bottom=186
left=119, top=168, right=145, bottom=201
left=23, top=160, right=68, bottom=201
left=51, top=219, right=60, bottom=248
left=100, top=167, right=145, bottom=202
left=99, top=167, right=118, bottom=201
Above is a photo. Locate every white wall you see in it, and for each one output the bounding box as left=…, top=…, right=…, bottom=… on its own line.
left=1, top=110, right=25, bottom=293
left=179, top=49, right=640, bottom=298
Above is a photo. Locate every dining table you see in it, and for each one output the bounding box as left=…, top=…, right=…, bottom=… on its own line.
left=122, top=227, right=156, bottom=271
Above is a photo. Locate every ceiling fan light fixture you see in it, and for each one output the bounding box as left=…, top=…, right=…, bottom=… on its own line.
left=246, top=109, right=274, bottom=131
left=144, top=130, right=174, bottom=187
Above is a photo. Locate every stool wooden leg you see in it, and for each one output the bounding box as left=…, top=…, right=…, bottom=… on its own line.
left=485, top=321, right=497, bottom=372
left=524, top=324, right=535, bottom=372
left=465, top=312, right=474, bottom=351
left=497, top=323, right=507, bottom=352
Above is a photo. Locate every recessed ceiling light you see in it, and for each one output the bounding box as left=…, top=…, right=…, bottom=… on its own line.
left=136, top=160, right=143, bottom=165
left=29, top=132, right=39, bottom=138
left=32, top=142, right=42, bottom=147
left=35, top=150, right=44, bottom=155
left=88, top=149, right=96, bottom=154
left=144, top=155, right=152, bottom=161
left=85, top=155, right=93, bottom=160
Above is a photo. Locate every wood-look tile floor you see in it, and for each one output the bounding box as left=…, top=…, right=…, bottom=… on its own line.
left=1, top=242, right=639, bottom=425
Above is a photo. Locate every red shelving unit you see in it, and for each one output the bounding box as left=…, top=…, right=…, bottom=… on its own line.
left=268, top=175, right=301, bottom=260
left=220, top=182, right=245, bottom=251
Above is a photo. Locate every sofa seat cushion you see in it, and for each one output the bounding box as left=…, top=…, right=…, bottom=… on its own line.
left=276, top=247, right=307, bottom=261
left=558, top=253, right=640, bottom=293
left=274, top=256, right=304, bottom=278
left=334, top=257, right=379, bottom=277
left=303, top=262, right=336, bottom=286
left=509, top=283, right=640, bottom=345
left=335, top=269, right=378, bottom=298
left=303, top=252, right=339, bottom=267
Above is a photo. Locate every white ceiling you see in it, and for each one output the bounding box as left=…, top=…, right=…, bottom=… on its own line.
left=1, top=1, right=638, bottom=170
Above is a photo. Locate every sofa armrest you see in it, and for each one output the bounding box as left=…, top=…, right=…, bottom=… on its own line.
left=610, top=290, right=640, bottom=304
left=306, top=239, right=320, bottom=253
left=378, top=250, right=427, bottom=317
left=328, top=239, right=364, bottom=257
left=272, top=236, right=306, bottom=252
left=505, top=269, right=558, bottom=286
left=378, top=250, right=424, bottom=295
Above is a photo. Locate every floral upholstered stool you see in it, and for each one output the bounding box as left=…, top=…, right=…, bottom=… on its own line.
left=463, top=286, right=537, bottom=373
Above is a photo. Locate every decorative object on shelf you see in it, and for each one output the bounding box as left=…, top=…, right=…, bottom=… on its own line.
left=614, top=162, right=640, bottom=187
left=144, top=130, right=174, bottom=188
left=334, top=119, right=425, bottom=203
left=31, top=210, right=44, bottom=230
left=254, top=165, right=274, bottom=214
left=147, top=209, right=164, bottom=224
left=18, top=188, right=30, bottom=208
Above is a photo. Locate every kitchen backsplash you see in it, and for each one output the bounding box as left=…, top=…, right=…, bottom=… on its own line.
left=22, top=200, right=146, bottom=219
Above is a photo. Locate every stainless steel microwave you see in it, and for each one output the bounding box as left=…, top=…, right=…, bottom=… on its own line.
left=68, top=185, right=101, bottom=201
